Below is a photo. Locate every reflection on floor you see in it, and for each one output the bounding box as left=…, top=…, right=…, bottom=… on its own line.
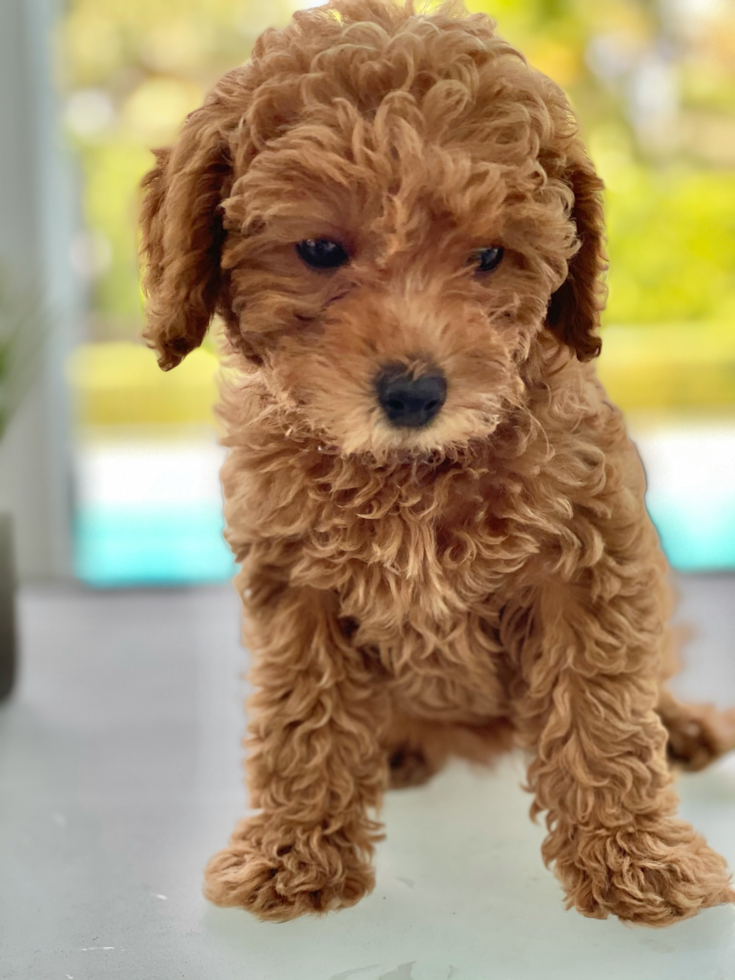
left=1, top=576, right=735, bottom=979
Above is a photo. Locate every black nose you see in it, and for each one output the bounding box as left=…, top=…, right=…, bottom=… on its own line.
left=375, top=364, right=447, bottom=429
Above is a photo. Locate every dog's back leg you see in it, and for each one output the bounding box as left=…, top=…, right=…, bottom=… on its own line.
left=658, top=688, right=735, bottom=772
left=383, top=713, right=515, bottom=789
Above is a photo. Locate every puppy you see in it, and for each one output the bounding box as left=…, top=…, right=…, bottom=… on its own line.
left=140, top=0, right=735, bottom=925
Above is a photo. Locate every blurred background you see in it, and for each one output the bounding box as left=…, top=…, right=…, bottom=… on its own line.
left=2, top=5, right=735, bottom=975
left=1, top=0, right=734, bottom=587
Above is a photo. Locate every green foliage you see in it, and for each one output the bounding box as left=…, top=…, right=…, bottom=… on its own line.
left=78, top=142, right=154, bottom=321
left=60, top=0, right=296, bottom=337
left=605, top=166, right=735, bottom=325
left=60, top=0, right=289, bottom=90
left=587, top=124, right=735, bottom=325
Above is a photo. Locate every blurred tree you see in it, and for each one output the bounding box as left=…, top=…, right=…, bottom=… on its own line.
left=59, top=0, right=297, bottom=341
left=467, top=0, right=735, bottom=333
left=60, top=0, right=735, bottom=344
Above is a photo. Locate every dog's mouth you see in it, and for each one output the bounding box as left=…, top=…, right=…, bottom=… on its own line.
left=267, top=334, right=516, bottom=459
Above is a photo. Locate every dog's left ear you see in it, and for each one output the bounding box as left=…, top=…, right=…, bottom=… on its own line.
left=545, top=149, right=606, bottom=361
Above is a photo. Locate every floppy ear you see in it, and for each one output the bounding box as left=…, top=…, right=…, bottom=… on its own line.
left=140, top=104, right=233, bottom=371
left=545, top=151, right=606, bottom=361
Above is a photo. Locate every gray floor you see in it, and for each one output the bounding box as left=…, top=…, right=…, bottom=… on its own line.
left=2, top=577, right=735, bottom=980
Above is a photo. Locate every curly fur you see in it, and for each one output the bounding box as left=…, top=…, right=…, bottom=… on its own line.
left=140, top=0, right=735, bottom=925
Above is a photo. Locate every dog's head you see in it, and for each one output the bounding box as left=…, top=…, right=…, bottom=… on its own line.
left=140, top=0, right=605, bottom=457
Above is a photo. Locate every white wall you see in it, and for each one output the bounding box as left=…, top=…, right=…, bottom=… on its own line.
left=0, top=0, right=81, bottom=579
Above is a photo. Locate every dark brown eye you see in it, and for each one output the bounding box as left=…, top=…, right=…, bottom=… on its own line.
left=296, top=238, right=349, bottom=270
left=473, top=246, right=504, bottom=274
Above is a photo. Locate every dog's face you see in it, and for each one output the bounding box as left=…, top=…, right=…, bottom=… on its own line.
left=141, top=0, right=605, bottom=458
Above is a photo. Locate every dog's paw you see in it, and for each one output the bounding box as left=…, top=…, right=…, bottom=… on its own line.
left=560, top=821, right=734, bottom=926
left=665, top=704, right=735, bottom=772
left=203, top=817, right=374, bottom=922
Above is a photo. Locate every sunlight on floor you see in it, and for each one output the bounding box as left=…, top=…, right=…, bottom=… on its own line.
left=2, top=579, right=735, bottom=979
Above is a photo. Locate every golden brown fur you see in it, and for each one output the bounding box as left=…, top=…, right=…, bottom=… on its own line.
left=140, top=0, right=735, bottom=926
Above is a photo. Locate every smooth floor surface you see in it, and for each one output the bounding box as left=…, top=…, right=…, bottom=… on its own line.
left=2, top=578, right=735, bottom=980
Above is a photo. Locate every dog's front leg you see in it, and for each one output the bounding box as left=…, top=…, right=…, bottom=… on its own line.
left=204, top=583, right=387, bottom=921
left=512, top=573, right=734, bottom=926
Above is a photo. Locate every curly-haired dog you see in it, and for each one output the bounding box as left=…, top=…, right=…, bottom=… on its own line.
left=140, top=0, right=735, bottom=925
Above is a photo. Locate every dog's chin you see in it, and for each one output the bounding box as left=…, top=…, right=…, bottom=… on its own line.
left=319, top=409, right=504, bottom=463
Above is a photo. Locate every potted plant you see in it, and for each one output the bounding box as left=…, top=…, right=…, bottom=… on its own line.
left=0, top=271, right=42, bottom=699
left=0, top=511, right=13, bottom=699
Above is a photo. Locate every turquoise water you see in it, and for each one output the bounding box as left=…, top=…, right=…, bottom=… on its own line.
left=74, top=497, right=735, bottom=587
left=74, top=505, right=234, bottom=586
left=647, top=496, right=735, bottom=571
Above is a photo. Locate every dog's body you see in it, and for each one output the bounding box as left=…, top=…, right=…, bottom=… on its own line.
left=141, top=0, right=735, bottom=925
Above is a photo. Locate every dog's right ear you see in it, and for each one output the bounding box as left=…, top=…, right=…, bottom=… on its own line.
left=545, top=148, right=606, bottom=362
left=140, top=103, right=233, bottom=371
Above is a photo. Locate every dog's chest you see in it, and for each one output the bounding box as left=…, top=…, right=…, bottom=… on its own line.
left=233, top=443, right=548, bottom=711
left=280, top=453, right=541, bottom=615
left=295, top=465, right=539, bottom=714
